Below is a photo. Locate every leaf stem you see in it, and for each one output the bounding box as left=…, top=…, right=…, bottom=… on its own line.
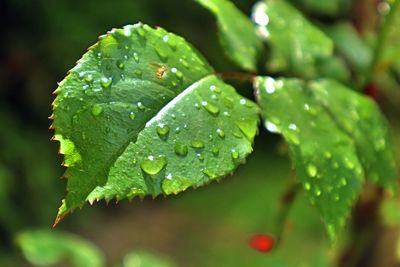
left=364, top=0, right=400, bottom=87
left=216, top=72, right=256, bottom=83
left=275, top=180, right=301, bottom=246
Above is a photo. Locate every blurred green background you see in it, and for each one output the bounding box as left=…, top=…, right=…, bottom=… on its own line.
left=1, top=0, right=399, bottom=266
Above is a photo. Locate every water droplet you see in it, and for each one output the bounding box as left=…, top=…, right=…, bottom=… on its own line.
left=133, top=52, right=140, bottom=63
left=156, top=124, right=170, bottom=138
left=265, top=121, right=280, bottom=133
left=116, top=60, right=125, bottom=69
left=140, top=155, right=167, bottom=175
left=129, top=112, right=136, bottom=120
left=91, top=104, right=103, bottom=116
left=304, top=182, right=311, bottom=191
left=84, top=74, right=94, bottom=83
left=216, top=128, right=225, bottom=139
left=191, top=140, right=205, bottom=149
left=324, top=151, right=332, bottom=159
left=235, top=120, right=255, bottom=140
left=264, top=77, right=276, bottom=94
left=315, top=187, right=322, bottom=196
left=343, top=157, right=355, bottom=169
left=175, top=127, right=181, bottom=134
left=134, top=69, right=143, bottom=78
left=202, top=168, right=215, bottom=178
left=288, top=123, right=297, bottom=131
left=100, top=77, right=112, bottom=88
left=233, top=129, right=243, bottom=139
left=132, top=158, right=137, bottom=165
left=195, top=153, right=204, bottom=161
left=222, top=97, right=234, bottom=108
left=137, top=102, right=145, bottom=111
left=201, top=101, right=219, bottom=116
left=180, top=58, right=189, bottom=68
left=174, top=142, right=188, bottom=156
left=155, top=47, right=168, bottom=62
left=211, top=146, right=220, bottom=156
left=307, top=164, right=317, bottom=177
left=231, top=148, right=239, bottom=159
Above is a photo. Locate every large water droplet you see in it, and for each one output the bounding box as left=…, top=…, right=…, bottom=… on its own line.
left=211, top=146, right=220, bottom=156
left=216, top=128, right=225, bottom=139
left=137, top=102, right=145, bottom=111
left=91, top=104, right=103, bottom=116
left=231, top=148, right=239, bottom=159
left=307, top=164, right=318, bottom=177
left=155, top=47, right=168, bottom=62
left=265, top=121, right=280, bottom=133
left=140, top=155, right=167, bottom=175
left=201, top=101, right=219, bottom=116
left=304, top=182, right=311, bottom=191
left=156, top=124, right=170, bottom=138
left=100, top=77, right=112, bottom=88
left=174, top=142, right=188, bottom=156
left=116, top=60, right=125, bottom=69
left=191, top=140, right=205, bottom=149
left=84, top=74, right=94, bottom=83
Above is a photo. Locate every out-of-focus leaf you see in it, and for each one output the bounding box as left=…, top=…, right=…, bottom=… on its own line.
left=16, top=229, right=105, bottom=267
left=325, top=22, right=372, bottom=72
left=252, top=0, right=333, bottom=78
left=381, top=0, right=400, bottom=73
left=289, top=0, right=352, bottom=17
left=255, top=77, right=397, bottom=241
left=255, top=76, right=364, bottom=241
left=310, top=79, right=397, bottom=192
left=122, top=250, right=176, bottom=267
left=52, top=23, right=259, bottom=222
left=317, top=56, right=351, bottom=83
left=195, top=0, right=263, bottom=71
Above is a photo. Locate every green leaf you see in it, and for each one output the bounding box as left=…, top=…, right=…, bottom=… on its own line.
left=195, top=0, right=263, bottom=71
left=255, top=76, right=397, bottom=241
left=52, top=23, right=259, bottom=221
left=16, top=229, right=104, bottom=267
left=252, top=0, right=333, bottom=78
left=254, top=76, right=364, bottom=241
left=122, top=250, right=176, bottom=267
left=309, top=79, right=397, bottom=192
left=288, top=0, right=352, bottom=16
left=325, top=22, right=372, bottom=72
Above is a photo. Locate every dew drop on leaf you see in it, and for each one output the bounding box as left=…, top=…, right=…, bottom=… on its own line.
left=140, top=155, right=167, bottom=175
left=216, top=128, right=225, bottom=139
left=100, top=77, right=112, bottom=88
left=174, top=142, right=188, bottom=156
left=201, top=101, right=220, bottom=116
left=91, top=104, right=103, bottom=116
left=129, top=112, right=136, bottom=120
left=156, top=124, right=170, bottom=138
left=191, top=140, right=205, bottom=149
left=307, top=164, right=318, bottom=177
left=231, top=148, right=239, bottom=159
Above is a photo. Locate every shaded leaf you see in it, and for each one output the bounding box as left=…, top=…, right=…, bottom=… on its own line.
left=252, top=0, right=333, bottom=78
left=309, top=79, right=397, bottom=191
left=196, top=0, right=263, bottom=71
left=255, top=76, right=397, bottom=240
left=16, top=229, right=104, bottom=267
left=254, top=76, right=364, bottom=241
left=52, top=23, right=259, bottom=221
left=288, top=0, right=352, bottom=17
left=325, top=22, right=372, bottom=72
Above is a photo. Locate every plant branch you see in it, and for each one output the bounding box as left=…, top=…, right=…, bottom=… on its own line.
left=364, top=0, right=400, bottom=87
left=216, top=72, right=256, bottom=83
left=275, top=180, right=301, bottom=246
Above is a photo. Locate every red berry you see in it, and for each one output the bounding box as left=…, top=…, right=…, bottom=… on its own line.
left=364, top=83, right=378, bottom=101
left=248, top=234, right=274, bottom=253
